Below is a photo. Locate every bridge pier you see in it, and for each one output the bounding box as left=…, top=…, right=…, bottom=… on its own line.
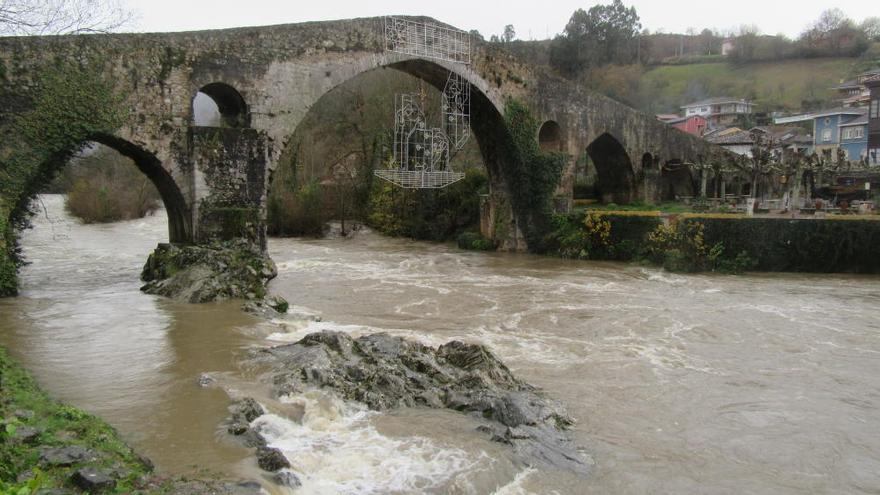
left=189, top=127, right=270, bottom=252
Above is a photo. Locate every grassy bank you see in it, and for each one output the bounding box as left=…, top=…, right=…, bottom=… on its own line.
left=0, top=348, right=257, bottom=494
left=0, top=347, right=152, bottom=493
left=639, top=57, right=860, bottom=113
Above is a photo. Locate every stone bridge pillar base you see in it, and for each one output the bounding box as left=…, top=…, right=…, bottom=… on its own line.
left=480, top=189, right=527, bottom=252
left=190, top=127, right=270, bottom=252
left=640, top=168, right=662, bottom=205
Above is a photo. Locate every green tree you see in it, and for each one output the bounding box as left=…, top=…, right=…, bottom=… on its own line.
left=550, top=1, right=641, bottom=75
left=502, top=24, right=516, bottom=43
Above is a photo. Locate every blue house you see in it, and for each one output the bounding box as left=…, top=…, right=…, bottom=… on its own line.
left=775, top=107, right=868, bottom=163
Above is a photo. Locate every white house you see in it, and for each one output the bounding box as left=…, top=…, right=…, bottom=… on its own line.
left=682, top=97, right=755, bottom=127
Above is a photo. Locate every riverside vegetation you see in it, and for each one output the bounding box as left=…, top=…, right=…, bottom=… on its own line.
left=542, top=210, right=880, bottom=274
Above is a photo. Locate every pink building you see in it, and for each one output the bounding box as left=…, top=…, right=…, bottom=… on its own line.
left=662, top=115, right=708, bottom=136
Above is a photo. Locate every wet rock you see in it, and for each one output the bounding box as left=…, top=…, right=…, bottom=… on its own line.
left=234, top=481, right=264, bottom=493
left=198, top=373, right=217, bottom=387
left=256, top=447, right=290, bottom=472
left=231, top=398, right=265, bottom=423
left=70, top=467, right=115, bottom=492
left=242, top=295, right=290, bottom=318
left=225, top=398, right=269, bottom=448
left=39, top=446, right=96, bottom=466
left=273, top=470, right=302, bottom=488
left=255, top=331, right=590, bottom=476
left=141, top=241, right=277, bottom=304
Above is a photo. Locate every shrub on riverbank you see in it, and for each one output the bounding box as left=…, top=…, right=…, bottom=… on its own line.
left=684, top=216, right=880, bottom=273
left=457, top=232, right=497, bottom=251
left=60, top=145, right=160, bottom=224
left=547, top=210, right=880, bottom=274
left=545, top=211, right=755, bottom=273
left=368, top=167, right=488, bottom=241
left=0, top=208, right=17, bottom=297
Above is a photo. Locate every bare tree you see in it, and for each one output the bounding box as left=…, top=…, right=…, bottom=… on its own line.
left=0, top=0, right=134, bottom=36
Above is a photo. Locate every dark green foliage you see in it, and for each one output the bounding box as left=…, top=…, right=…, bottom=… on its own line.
left=368, top=168, right=489, bottom=241
left=685, top=217, right=880, bottom=273
left=0, top=62, right=126, bottom=296
left=497, top=100, right=567, bottom=251
left=546, top=212, right=661, bottom=261
left=550, top=0, right=642, bottom=75
left=267, top=179, right=326, bottom=237
left=457, top=232, right=496, bottom=251
left=0, top=213, right=16, bottom=296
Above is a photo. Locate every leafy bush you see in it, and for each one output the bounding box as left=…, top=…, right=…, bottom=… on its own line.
left=457, top=232, right=496, bottom=251
left=61, top=146, right=160, bottom=223
left=267, top=179, right=326, bottom=237
left=684, top=217, right=880, bottom=273
left=368, top=167, right=488, bottom=242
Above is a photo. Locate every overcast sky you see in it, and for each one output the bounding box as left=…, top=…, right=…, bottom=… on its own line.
left=122, top=0, right=875, bottom=39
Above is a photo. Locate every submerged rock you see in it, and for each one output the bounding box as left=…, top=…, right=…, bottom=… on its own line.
left=254, top=331, right=590, bottom=475
left=273, top=470, right=302, bottom=489
left=141, top=241, right=286, bottom=305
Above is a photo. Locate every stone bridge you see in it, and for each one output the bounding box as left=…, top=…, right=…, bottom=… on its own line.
left=0, top=16, right=735, bottom=251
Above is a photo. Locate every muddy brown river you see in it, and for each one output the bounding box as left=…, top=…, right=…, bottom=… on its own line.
left=1, top=195, right=879, bottom=494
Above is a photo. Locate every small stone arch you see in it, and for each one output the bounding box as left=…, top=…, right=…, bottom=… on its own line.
left=538, top=120, right=563, bottom=152
left=586, top=132, right=635, bottom=204
left=642, top=152, right=655, bottom=170
left=192, top=82, right=249, bottom=128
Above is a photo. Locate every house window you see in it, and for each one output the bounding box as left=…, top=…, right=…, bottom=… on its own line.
left=824, top=117, right=831, bottom=125
left=841, top=127, right=864, bottom=140
left=700, top=107, right=708, bottom=112
left=822, top=128, right=833, bottom=142
left=872, top=100, right=880, bottom=118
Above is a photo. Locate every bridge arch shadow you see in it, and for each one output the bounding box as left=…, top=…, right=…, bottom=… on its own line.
left=538, top=121, right=563, bottom=152
left=660, top=159, right=696, bottom=201
left=586, top=132, right=635, bottom=204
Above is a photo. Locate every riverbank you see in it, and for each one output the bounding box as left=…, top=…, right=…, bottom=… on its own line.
left=0, top=347, right=262, bottom=495
left=538, top=210, right=880, bottom=274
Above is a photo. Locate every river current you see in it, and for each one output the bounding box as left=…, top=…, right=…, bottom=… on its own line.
left=1, top=195, right=879, bottom=494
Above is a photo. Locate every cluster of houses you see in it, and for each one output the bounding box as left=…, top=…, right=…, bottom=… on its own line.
left=656, top=69, right=880, bottom=167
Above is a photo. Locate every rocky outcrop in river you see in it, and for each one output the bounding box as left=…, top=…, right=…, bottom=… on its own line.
left=140, top=241, right=286, bottom=310
left=248, top=331, right=590, bottom=476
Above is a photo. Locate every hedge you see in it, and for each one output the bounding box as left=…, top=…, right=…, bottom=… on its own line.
left=682, top=217, right=880, bottom=273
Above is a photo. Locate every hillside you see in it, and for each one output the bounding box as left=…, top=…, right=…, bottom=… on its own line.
left=638, top=57, right=866, bottom=115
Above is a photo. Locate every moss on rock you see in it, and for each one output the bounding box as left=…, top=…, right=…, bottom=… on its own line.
left=140, top=241, right=284, bottom=304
